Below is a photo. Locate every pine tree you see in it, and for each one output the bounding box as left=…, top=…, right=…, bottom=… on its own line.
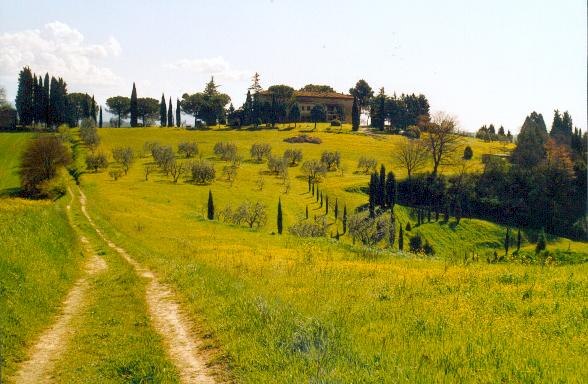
left=130, top=83, right=138, bottom=127
left=15, top=66, right=34, bottom=126
left=385, top=172, right=396, bottom=209
left=517, top=228, right=522, bottom=252
left=176, top=98, right=181, bottom=127
left=399, top=225, right=404, bottom=250
left=277, top=198, right=283, bottom=234
left=99, top=106, right=103, bottom=128
left=351, top=96, right=360, bottom=131
left=160, top=94, right=167, bottom=127
left=343, top=205, right=347, bottom=233
left=168, top=97, right=173, bottom=127
left=334, top=198, right=338, bottom=220
left=504, top=228, right=510, bottom=256
left=207, top=190, right=214, bottom=220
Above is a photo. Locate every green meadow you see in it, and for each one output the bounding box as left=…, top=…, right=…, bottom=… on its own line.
left=1, top=125, right=587, bottom=382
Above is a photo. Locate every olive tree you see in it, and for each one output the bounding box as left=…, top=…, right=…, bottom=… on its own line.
left=250, top=143, right=272, bottom=162
left=112, top=146, right=134, bottom=174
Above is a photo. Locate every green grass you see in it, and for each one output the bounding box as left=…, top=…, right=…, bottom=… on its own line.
left=0, top=197, right=83, bottom=381
left=0, top=132, right=32, bottom=194
left=75, top=126, right=588, bottom=382
left=50, top=192, right=180, bottom=382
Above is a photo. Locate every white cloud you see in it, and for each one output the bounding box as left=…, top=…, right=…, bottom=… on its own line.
left=0, top=21, right=122, bottom=86
left=164, top=56, right=249, bottom=81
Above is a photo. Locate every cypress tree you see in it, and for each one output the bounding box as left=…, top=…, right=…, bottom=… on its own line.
left=99, top=106, right=103, bottom=128
left=43, top=73, right=50, bottom=126
left=91, top=95, right=97, bottom=122
left=277, top=198, right=283, bottom=234
left=378, top=164, right=386, bottom=208
left=320, top=192, right=323, bottom=208
left=308, top=176, right=311, bottom=192
left=207, top=190, right=214, bottom=220
left=130, top=82, right=138, bottom=127
left=334, top=198, right=338, bottom=220
left=306, top=205, right=309, bottom=219
left=82, top=93, right=90, bottom=119
left=15, top=66, right=34, bottom=126
left=351, top=96, right=360, bottom=131
left=176, top=98, right=181, bottom=127
left=316, top=185, right=319, bottom=202
left=335, top=229, right=340, bottom=241
left=343, top=205, right=347, bottom=233
left=406, top=222, right=411, bottom=231
left=325, top=196, right=329, bottom=214
left=516, top=228, right=522, bottom=252
left=389, top=210, right=396, bottom=247
left=168, top=97, right=173, bottom=127
left=33, top=75, right=43, bottom=125
left=312, top=182, right=315, bottom=196
left=385, top=172, right=396, bottom=209
left=504, top=228, right=510, bottom=256
left=368, top=173, right=377, bottom=218
left=160, top=94, right=167, bottom=126
left=399, top=225, right=404, bottom=250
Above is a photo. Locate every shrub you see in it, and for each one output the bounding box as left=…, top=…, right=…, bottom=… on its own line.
left=283, top=149, right=303, bottom=166
left=112, top=146, right=134, bottom=175
left=348, top=213, right=389, bottom=246
left=320, top=151, right=341, bottom=171
left=330, top=119, right=341, bottom=126
left=220, top=200, right=267, bottom=229
left=189, top=160, right=215, bottom=184
left=79, top=118, right=100, bottom=150
left=267, top=155, right=288, bottom=177
left=178, top=142, right=198, bottom=158
left=250, top=143, right=272, bottom=162
left=357, top=156, right=377, bottom=174
left=283, top=134, right=322, bottom=144
left=108, top=169, right=122, bottom=181
left=214, top=142, right=238, bottom=161
left=302, top=159, right=327, bottom=182
left=463, top=146, right=473, bottom=160
left=409, top=233, right=423, bottom=252
left=37, top=172, right=67, bottom=200
left=86, top=152, right=108, bottom=172
left=289, top=217, right=328, bottom=237
left=152, top=145, right=175, bottom=174
left=20, top=135, right=71, bottom=196
left=404, top=125, right=421, bottom=139
left=423, top=240, right=434, bottom=255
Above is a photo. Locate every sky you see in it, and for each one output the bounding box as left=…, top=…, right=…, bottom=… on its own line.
left=0, top=0, right=585, bottom=132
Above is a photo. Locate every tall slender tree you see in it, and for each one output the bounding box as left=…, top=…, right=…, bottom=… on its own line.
left=176, top=98, right=181, bottom=127
left=15, top=66, right=34, bottom=126
left=334, top=198, right=338, bottom=220
left=277, top=198, right=283, bottom=234
left=516, top=228, right=522, bottom=252
left=168, top=97, right=174, bottom=127
left=99, top=106, right=103, bottom=128
left=351, top=96, right=360, bottom=131
left=91, top=95, right=97, bottom=122
left=207, top=190, right=214, bottom=220
left=504, top=227, right=510, bottom=256
left=399, top=225, right=404, bottom=250
left=378, top=164, right=386, bottom=208
left=160, top=94, right=167, bottom=127
left=130, top=82, right=138, bottom=127
left=43, top=73, right=50, bottom=127
left=385, top=172, right=396, bottom=209
left=343, top=205, right=347, bottom=233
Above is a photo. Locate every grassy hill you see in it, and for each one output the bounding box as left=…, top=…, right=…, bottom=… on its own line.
left=72, top=125, right=587, bottom=382
left=0, top=132, right=32, bottom=194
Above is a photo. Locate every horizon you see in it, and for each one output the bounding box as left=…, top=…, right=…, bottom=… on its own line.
left=0, top=0, right=586, bottom=133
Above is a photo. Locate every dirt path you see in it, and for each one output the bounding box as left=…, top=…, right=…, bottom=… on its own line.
left=76, top=186, right=216, bottom=383
left=12, top=234, right=107, bottom=384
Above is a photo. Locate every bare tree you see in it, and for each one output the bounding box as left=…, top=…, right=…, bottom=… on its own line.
left=425, top=112, right=463, bottom=175
left=144, top=164, right=156, bottom=181
left=394, top=139, right=429, bottom=179
left=169, top=161, right=185, bottom=183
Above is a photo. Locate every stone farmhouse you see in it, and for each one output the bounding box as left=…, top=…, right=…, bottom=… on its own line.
left=258, top=90, right=354, bottom=122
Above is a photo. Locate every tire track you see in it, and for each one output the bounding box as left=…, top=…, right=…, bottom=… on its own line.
left=76, top=186, right=216, bottom=383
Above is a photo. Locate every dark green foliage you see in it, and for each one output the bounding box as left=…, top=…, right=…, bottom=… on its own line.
left=334, top=198, right=338, bottom=220
left=511, top=111, right=548, bottom=168
left=349, top=80, right=373, bottom=113
left=207, top=190, right=214, bottom=220
left=351, top=96, right=360, bottom=131
left=517, top=228, right=522, bottom=251
left=536, top=229, right=546, bottom=254
left=167, top=97, right=173, bottom=127
left=550, top=110, right=573, bottom=145
left=386, top=171, right=396, bottom=209
left=20, top=135, right=71, bottom=196
left=90, top=95, right=96, bottom=122
left=130, top=82, right=138, bottom=127
left=409, top=233, right=423, bottom=253
left=320, top=192, right=323, bottom=208
left=504, top=227, right=510, bottom=255
left=398, top=225, right=404, bottom=250
left=160, top=94, right=167, bottom=127
left=176, top=99, right=181, bottom=127
left=300, top=84, right=335, bottom=93
left=463, top=146, right=473, bottom=160
left=289, top=103, right=300, bottom=126
left=305, top=205, right=308, bottom=219
left=181, top=77, right=230, bottom=126
left=368, top=173, right=377, bottom=218
left=423, top=240, right=434, bottom=255
left=378, top=164, right=386, bottom=208
left=16, top=66, right=34, bottom=126
left=343, top=205, right=347, bottom=233
left=277, top=198, right=283, bottom=234
left=106, top=96, right=130, bottom=128
left=325, top=196, right=328, bottom=214
left=406, top=222, right=411, bottom=231
left=308, top=176, right=311, bottom=192
left=310, top=105, right=326, bottom=129
left=99, top=106, right=103, bottom=128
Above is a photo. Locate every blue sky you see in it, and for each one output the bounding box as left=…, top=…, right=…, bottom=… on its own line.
left=0, top=0, right=585, bottom=132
